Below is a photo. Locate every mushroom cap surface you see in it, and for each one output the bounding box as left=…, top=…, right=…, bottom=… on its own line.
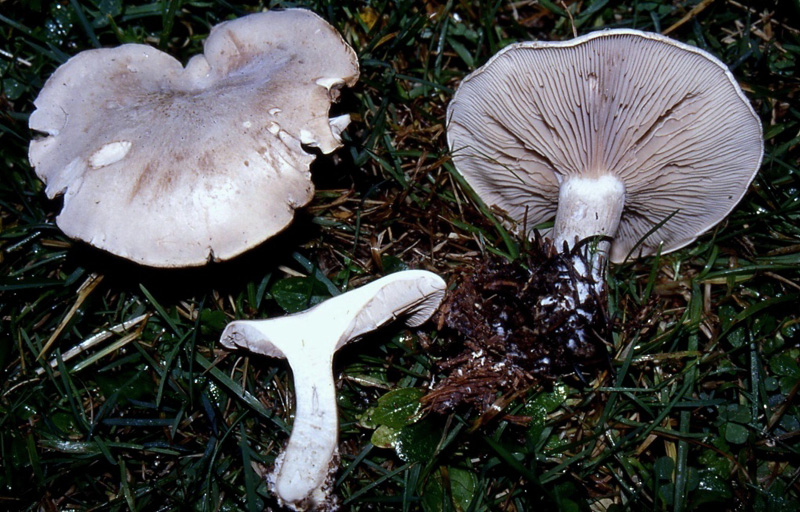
left=447, top=29, right=763, bottom=263
left=29, top=9, right=359, bottom=267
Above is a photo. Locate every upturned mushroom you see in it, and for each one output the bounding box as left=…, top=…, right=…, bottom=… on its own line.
left=28, top=9, right=359, bottom=267
left=447, top=29, right=763, bottom=352
left=219, top=270, right=446, bottom=510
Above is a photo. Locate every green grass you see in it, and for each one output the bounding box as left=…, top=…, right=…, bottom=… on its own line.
left=2, top=0, right=799, bottom=510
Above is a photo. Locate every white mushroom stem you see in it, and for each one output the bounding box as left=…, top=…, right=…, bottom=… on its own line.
left=228, top=316, right=340, bottom=507
left=278, top=358, right=336, bottom=505
left=552, top=174, right=625, bottom=293
left=553, top=174, right=626, bottom=256
left=531, top=174, right=627, bottom=354
left=220, top=270, right=445, bottom=510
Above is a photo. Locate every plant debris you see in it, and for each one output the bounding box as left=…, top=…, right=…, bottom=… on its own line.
left=425, top=236, right=610, bottom=414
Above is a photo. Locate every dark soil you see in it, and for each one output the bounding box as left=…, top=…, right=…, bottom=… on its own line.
left=425, top=236, right=611, bottom=414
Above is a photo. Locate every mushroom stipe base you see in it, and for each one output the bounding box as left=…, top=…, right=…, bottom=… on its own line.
left=425, top=235, right=610, bottom=414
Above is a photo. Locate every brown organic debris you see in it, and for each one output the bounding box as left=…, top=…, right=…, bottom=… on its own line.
left=425, top=236, right=610, bottom=414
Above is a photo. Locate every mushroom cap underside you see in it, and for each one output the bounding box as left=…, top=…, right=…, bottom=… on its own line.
left=219, top=270, right=447, bottom=360
left=29, top=9, right=359, bottom=267
left=447, top=29, right=763, bottom=263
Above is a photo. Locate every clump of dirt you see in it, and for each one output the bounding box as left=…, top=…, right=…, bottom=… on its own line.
left=424, top=236, right=610, bottom=414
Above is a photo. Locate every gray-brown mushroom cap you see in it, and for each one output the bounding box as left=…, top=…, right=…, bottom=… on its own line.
left=29, top=9, right=359, bottom=267
left=447, top=29, right=763, bottom=263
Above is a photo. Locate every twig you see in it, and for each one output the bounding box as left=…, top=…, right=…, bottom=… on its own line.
left=0, top=48, right=32, bottom=67
left=727, top=0, right=800, bottom=35
left=560, top=0, right=577, bottom=38
left=35, top=313, right=149, bottom=375
left=663, top=0, right=715, bottom=35
left=37, top=273, right=104, bottom=361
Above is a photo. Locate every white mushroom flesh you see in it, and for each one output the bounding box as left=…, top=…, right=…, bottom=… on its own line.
left=219, top=270, right=446, bottom=511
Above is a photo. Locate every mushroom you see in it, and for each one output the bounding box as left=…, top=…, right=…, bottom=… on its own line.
left=28, top=9, right=359, bottom=267
left=447, top=29, right=763, bottom=347
left=219, top=270, right=446, bottom=510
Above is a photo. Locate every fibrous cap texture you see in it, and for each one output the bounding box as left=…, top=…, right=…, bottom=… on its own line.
left=29, top=9, right=359, bottom=267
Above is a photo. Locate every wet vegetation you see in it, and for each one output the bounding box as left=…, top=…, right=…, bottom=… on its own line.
left=2, top=0, right=799, bottom=510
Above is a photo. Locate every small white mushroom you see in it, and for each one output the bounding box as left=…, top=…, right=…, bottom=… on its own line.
left=28, top=9, right=359, bottom=267
left=219, top=270, right=446, bottom=510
